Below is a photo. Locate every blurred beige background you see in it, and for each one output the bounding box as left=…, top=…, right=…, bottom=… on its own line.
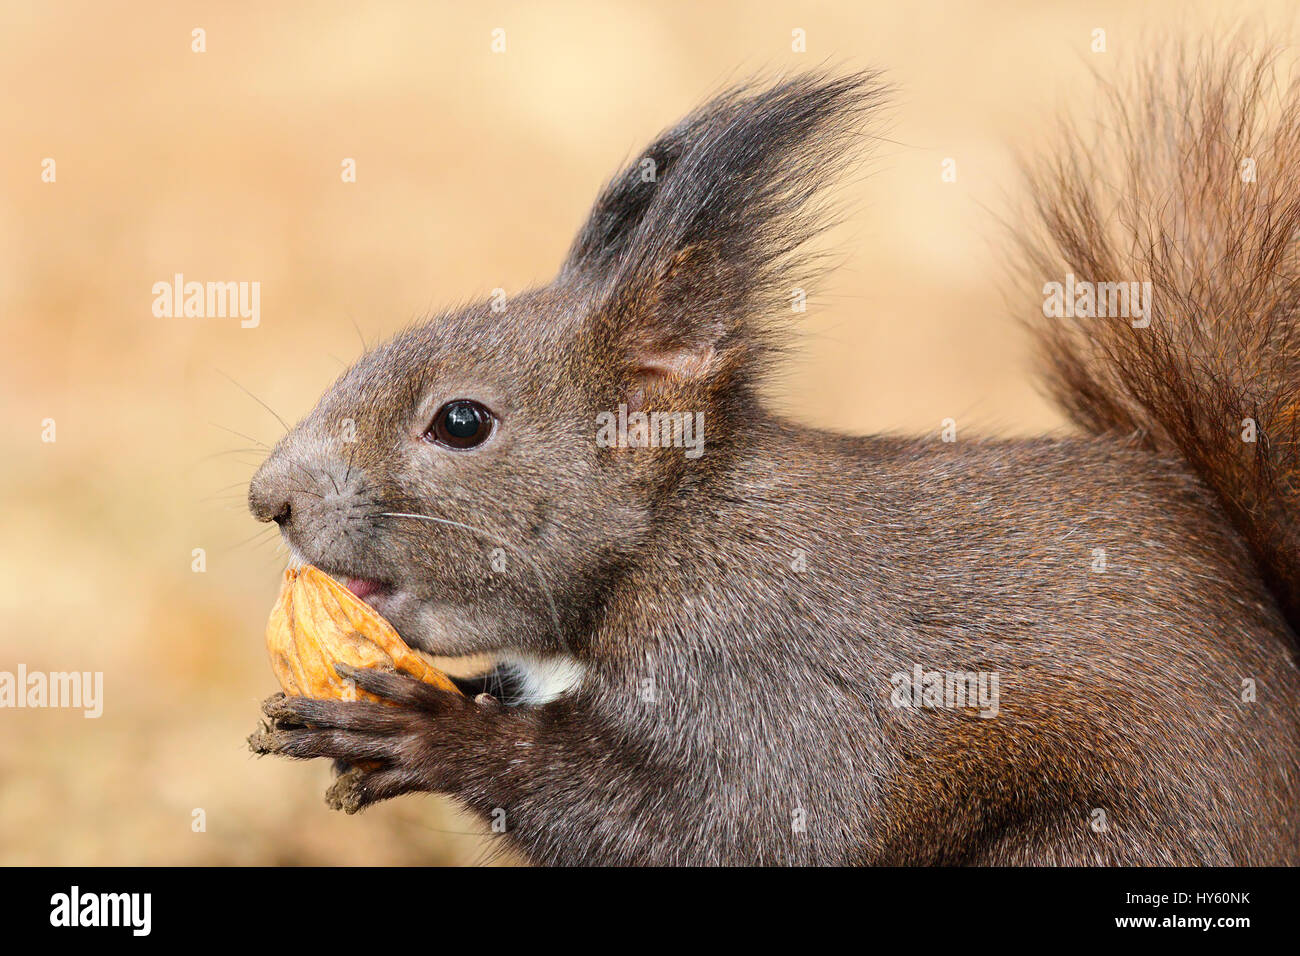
left=0, top=0, right=1288, bottom=864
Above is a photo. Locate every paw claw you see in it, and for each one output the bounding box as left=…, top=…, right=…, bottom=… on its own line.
left=247, top=724, right=277, bottom=755
left=326, top=767, right=369, bottom=814
left=262, top=695, right=296, bottom=721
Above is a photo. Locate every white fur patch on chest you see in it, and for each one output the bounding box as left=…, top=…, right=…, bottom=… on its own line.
left=498, top=651, right=587, bottom=705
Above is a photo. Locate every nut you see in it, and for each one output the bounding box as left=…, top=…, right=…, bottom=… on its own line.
left=265, top=566, right=460, bottom=701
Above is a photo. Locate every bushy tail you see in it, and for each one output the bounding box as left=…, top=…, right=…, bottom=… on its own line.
left=1017, top=43, right=1300, bottom=631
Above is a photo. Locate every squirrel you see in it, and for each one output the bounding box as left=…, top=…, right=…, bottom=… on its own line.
left=247, top=50, right=1300, bottom=865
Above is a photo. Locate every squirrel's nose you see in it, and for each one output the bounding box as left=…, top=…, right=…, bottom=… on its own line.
left=249, top=456, right=293, bottom=525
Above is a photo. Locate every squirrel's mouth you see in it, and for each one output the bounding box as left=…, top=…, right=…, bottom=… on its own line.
left=319, top=567, right=394, bottom=609
left=343, top=577, right=389, bottom=601
left=286, top=548, right=395, bottom=609
left=290, top=554, right=430, bottom=647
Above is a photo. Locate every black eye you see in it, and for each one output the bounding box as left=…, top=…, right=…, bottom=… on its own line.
left=425, top=399, right=494, bottom=449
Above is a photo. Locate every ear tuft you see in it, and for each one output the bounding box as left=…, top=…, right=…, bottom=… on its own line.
left=567, top=71, right=889, bottom=404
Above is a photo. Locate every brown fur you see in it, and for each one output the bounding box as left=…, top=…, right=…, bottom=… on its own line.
left=247, top=58, right=1300, bottom=865
left=1017, top=44, right=1300, bottom=629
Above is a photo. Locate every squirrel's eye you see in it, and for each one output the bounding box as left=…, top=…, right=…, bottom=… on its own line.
left=425, top=399, right=494, bottom=449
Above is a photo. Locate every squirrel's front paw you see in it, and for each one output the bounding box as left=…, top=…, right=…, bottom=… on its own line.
left=248, top=665, right=471, bottom=812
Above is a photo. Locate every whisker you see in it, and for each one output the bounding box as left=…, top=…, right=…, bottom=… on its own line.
left=207, top=481, right=254, bottom=493
left=283, top=458, right=330, bottom=497
left=347, top=312, right=369, bottom=351
left=215, top=368, right=291, bottom=433
left=199, top=447, right=269, bottom=460
left=208, top=421, right=269, bottom=449
left=227, top=527, right=279, bottom=551
left=343, top=439, right=359, bottom=486
left=374, top=511, right=568, bottom=653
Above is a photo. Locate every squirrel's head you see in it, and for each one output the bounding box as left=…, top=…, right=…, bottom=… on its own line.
left=248, top=72, right=883, bottom=658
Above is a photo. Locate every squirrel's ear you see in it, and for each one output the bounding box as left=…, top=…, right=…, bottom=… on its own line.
left=570, top=72, right=886, bottom=398
left=603, top=242, right=730, bottom=400
left=560, top=113, right=705, bottom=279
